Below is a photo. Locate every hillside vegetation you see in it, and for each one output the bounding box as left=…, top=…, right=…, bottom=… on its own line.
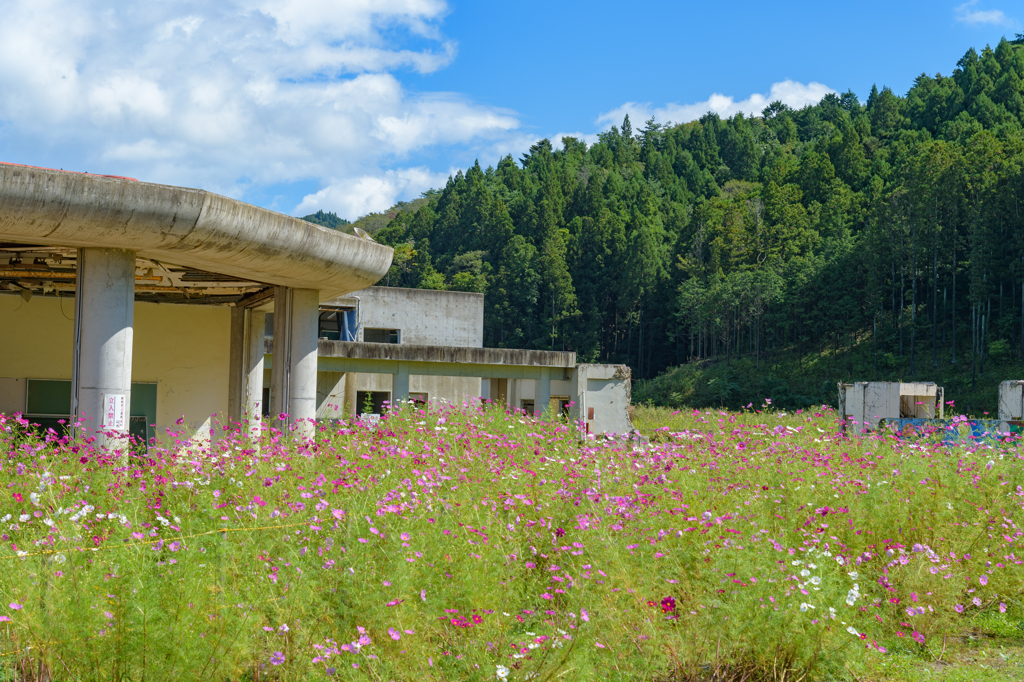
left=316, top=37, right=1024, bottom=411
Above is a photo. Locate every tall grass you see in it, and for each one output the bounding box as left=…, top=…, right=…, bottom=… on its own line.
left=1, top=401, right=1022, bottom=680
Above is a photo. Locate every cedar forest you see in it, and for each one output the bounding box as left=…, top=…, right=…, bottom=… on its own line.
left=325, top=38, right=1024, bottom=412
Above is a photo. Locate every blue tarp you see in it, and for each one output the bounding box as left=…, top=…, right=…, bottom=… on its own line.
left=881, top=418, right=1021, bottom=446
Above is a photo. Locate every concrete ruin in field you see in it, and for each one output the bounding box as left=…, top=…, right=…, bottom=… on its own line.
left=0, top=162, right=633, bottom=447
left=837, top=381, right=944, bottom=433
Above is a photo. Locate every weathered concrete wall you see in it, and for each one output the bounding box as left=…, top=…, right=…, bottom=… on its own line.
left=838, top=381, right=943, bottom=433
left=999, top=381, right=1024, bottom=421
left=134, top=301, right=230, bottom=436
left=314, top=340, right=574, bottom=367
left=0, top=293, right=229, bottom=435
left=0, top=164, right=393, bottom=299
left=575, top=364, right=633, bottom=435
left=326, top=287, right=484, bottom=347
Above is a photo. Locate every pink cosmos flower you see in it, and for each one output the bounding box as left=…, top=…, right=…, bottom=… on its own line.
left=979, top=575, right=988, bottom=586
left=581, top=608, right=589, bottom=622
left=270, top=652, right=285, bottom=665
left=8, top=603, right=22, bottom=610
left=389, top=628, right=401, bottom=640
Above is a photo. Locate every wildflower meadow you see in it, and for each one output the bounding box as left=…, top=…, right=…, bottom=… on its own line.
left=1, top=401, right=1023, bottom=681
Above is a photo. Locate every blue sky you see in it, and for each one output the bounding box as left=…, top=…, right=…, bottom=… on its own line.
left=0, top=0, right=1019, bottom=220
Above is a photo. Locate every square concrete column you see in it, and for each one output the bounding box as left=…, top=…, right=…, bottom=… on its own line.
left=392, top=362, right=410, bottom=406
left=71, top=248, right=136, bottom=449
left=228, top=307, right=246, bottom=424
left=535, top=368, right=551, bottom=420
left=270, top=287, right=319, bottom=438
left=245, top=309, right=266, bottom=436
left=229, top=307, right=266, bottom=435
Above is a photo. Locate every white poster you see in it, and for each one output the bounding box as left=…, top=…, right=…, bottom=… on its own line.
left=101, top=393, right=127, bottom=431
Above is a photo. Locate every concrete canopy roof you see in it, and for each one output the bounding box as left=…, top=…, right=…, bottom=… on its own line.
left=0, top=164, right=393, bottom=299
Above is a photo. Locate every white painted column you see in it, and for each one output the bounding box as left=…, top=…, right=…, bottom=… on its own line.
left=245, top=309, right=266, bottom=437
left=72, top=248, right=135, bottom=449
left=270, top=287, right=319, bottom=438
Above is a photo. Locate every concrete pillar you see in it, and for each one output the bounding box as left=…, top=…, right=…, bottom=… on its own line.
left=535, top=368, right=551, bottom=420
left=227, top=307, right=245, bottom=424
left=245, top=310, right=266, bottom=435
left=229, top=307, right=266, bottom=437
left=270, top=287, right=319, bottom=438
left=72, top=248, right=135, bottom=448
left=344, top=371, right=358, bottom=419
left=392, top=362, right=410, bottom=406
left=570, top=366, right=585, bottom=424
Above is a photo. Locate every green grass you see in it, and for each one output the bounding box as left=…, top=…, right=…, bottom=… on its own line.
left=1, top=402, right=1023, bottom=681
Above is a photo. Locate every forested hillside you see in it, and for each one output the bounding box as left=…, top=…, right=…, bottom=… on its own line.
left=367, top=37, right=1024, bottom=412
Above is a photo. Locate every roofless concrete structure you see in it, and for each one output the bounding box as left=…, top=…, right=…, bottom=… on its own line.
left=0, top=163, right=393, bottom=444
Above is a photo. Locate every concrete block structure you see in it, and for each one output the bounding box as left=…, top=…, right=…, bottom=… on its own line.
left=296, top=286, right=485, bottom=415
left=0, top=163, right=392, bottom=444
left=1, top=163, right=636, bottom=444
left=998, top=381, right=1024, bottom=421
left=838, top=381, right=944, bottom=433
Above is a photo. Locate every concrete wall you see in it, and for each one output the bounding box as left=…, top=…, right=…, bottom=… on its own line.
left=314, top=287, right=485, bottom=411
left=838, top=381, right=943, bottom=433
left=999, top=381, right=1024, bottom=421
left=0, top=293, right=229, bottom=437
left=575, top=364, right=634, bottom=435
left=334, top=287, right=484, bottom=347
left=499, top=365, right=633, bottom=435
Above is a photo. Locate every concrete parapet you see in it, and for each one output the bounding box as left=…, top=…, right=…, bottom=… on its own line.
left=0, top=164, right=392, bottom=298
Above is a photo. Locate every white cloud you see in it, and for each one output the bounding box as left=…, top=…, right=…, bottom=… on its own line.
left=295, top=166, right=451, bottom=220
left=0, top=0, right=518, bottom=209
left=596, top=80, right=835, bottom=129
left=954, top=0, right=1013, bottom=25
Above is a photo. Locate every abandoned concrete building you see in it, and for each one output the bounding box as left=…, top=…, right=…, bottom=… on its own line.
left=0, top=163, right=632, bottom=445
left=837, top=381, right=945, bottom=433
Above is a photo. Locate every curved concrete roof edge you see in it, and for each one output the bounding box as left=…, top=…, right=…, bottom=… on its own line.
left=0, top=164, right=393, bottom=299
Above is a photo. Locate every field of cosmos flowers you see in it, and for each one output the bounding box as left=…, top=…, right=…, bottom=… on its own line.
left=1, top=401, right=1023, bottom=681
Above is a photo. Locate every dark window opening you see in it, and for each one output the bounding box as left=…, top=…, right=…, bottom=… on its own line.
left=363, top=328, right=400, bottom=344
left=356, top=391, right=391, bottom=415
